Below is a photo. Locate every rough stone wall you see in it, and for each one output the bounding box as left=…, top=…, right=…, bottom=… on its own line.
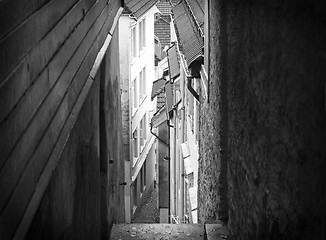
left=199, top=0, right=326, bottom=238
left=198, top=0, right=228, bottom=223
left=226, top=0, right=326, bottom=239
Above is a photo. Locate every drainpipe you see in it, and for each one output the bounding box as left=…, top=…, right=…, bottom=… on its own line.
left=167, top=119, right=171, bottom=223
left=187, top=76, right=199, bottom=102
left=150, top=123, right=169, bottom=146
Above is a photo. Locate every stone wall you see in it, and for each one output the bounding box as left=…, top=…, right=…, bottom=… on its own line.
left=199, top=0, right=326, bottom=239
left=227, top=1, right=326, bottom=239
left=198, top=0, right=228, bottom=223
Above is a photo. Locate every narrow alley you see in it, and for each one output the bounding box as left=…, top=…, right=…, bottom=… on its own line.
left=0, top=0, right=325, bottom=240
left=132, top=187, right=160, bottom=223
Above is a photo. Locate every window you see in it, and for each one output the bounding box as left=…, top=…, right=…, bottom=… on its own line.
left=139, top=18, right=146, bottom=53
left=131, top=26, right=137, bottom=58
left=139, top=67, right=146, bottom=101
left=132, top=129, right=139, bottom=160
left=139, top=113, right=147, bottom=150
left=132, top=77, right=138, bottom=109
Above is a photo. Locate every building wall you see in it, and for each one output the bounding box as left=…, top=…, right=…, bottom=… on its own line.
left=0, top=0, right=123, bottom=239
left=118, top=15, right=133, bottom=222
left=26, top=62, right=101, bottom=240
left=198, top=0, right=228, bottom=223
left=199, top=0, right=326, bottom=239
left=119, top=16, right=131, bottom=157
left=100, top=25, right=125, bottom=235
left=119, top=5, right=159, bottom=221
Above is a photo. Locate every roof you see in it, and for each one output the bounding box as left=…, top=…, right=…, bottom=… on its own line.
left=151, top=77, right=166, bottom=100
left=167, top=44, right=180, bottom=79
left=154, top=15, right=171, bottom=50
left=124, top=0, right=158, bottom=19
left=156, top=0, right=172, bottom=15
left=170, top=0, right=181, bottom=6
left=165, top=81, right=173, bottom=114
left=187, top=0, right=204, bottom=29
left=156, top=90, right=166, bottom=110
left=151, top=106, right=167, bottom=128
left=172, top=0, right=204, bottom=66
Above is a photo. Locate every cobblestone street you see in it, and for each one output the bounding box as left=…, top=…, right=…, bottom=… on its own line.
left=132, top=187, right=160, bottom=223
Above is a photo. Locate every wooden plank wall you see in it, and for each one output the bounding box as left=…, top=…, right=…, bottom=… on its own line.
left=0, top=0, right=122, bottom=239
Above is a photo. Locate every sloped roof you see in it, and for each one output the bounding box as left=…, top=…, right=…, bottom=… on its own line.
left=151, top=106, right=167, bottom=128
left=165, top=81, right=173, bottom=114
left=154, top=15, right=171, bottom=50
left=170, top=0, right=181, bottom=6
left=156, top=0, right=172, bottom=15
left=156, top=90, right=166, bottom=110
left=124, top=0, right=158, bottom=18
left=172, top=0, right=204, bottom=66
left=187, top=0, right=204, bottom=29
left=151, top=77, right=166, bottom=100
left=167, top=44, right=180, bottom=79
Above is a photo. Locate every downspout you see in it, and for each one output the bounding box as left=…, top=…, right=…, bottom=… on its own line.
left=175, top=42, right=201, bottom=102
left=187, top=76, right=199, bottom=101
left=167, top=119, right=171, bottom=223
left=150, top=123, right=169, bottom=146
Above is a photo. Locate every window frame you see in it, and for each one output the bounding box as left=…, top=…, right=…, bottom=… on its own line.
left=138, top=17, right=146, bottom=54
left=131, top=25, right=137, bottom=59
left=139, top=66, right=146, bottom=102
left=139, top=113, right=147, bottom=152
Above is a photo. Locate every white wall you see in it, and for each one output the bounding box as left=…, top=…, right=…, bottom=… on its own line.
left=119, top=5, right=160, bottom=221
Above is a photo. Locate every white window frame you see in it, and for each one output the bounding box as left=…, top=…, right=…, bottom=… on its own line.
left=139, top=66, right=146, bottom=102
left=131, top=25, right=137, bottom=59
left=139, top=113, right=147, bottom=151
left=139, top=17, right=146, bottom=54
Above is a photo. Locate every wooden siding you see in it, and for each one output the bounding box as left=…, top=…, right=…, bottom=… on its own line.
left=0, top=0, right=122, bottom=239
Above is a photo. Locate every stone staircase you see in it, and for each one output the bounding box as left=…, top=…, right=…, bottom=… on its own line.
left=110, top=222, right=228, bottom=240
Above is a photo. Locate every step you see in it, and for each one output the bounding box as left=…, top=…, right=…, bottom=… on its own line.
left=205, top=223, right=229, bottom=240
left=110, top=223, right=204, bottom=240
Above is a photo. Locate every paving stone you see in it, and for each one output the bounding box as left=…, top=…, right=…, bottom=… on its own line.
left=111, top=223, right=204, bottom=240
left=205, top=224, right=229, bottom=240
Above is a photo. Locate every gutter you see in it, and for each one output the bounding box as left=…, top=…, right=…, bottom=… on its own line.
left=175, top=42, right=200, bottom=102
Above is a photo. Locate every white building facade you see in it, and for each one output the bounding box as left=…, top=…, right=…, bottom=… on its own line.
left=119, top=1, right=159, bottom=223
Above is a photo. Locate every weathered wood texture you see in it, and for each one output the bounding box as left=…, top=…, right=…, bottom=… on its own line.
left=0, top=0, right=122, bottom=239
